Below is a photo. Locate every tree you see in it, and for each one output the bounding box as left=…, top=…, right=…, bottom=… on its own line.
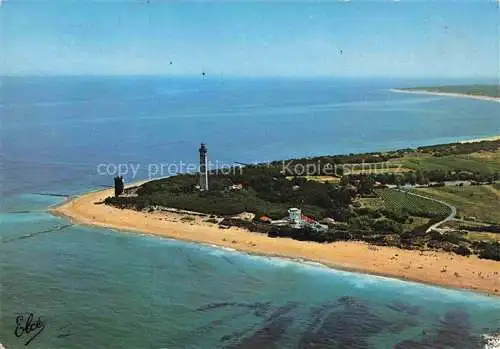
left=416, top=169, right=429, bottom=185
left=357, top=176, right=375, bottom=195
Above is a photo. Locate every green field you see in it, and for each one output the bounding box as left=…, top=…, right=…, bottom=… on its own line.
left=403, top=216, right=430, bottom=232
left=375, top=189, right=451, bottom=218
left=358, top=196, right=385, bottom=210
left=465, top=231, right=499, bottom=243
left=392, top=151, right=500, bottom=175
left=412, top=185, right=500, bottom=224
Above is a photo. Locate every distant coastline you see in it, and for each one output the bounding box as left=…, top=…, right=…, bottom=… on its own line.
left=460, top=135, right=500, bottom=143
left=390, top=88, right=500, bottom=103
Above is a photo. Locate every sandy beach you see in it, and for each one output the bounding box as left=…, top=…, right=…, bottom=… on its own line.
left=51, top=185, right=500, bottom=296
left=390, top=88, right=500, bottom=103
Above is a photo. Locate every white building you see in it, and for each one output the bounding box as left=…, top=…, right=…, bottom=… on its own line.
left=288, top=208, right=302, bottom=225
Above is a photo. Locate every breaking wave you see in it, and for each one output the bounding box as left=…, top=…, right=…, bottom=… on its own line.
left=483, top=333, right=500, bottom=349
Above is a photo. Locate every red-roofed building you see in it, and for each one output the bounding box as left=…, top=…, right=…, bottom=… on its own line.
left=301, top=215, right=316, bottom=224
left=258, top=215, right=272, bottom=224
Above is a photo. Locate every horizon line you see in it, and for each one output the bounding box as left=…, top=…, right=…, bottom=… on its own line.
left=1, top=73, right=498, bottom=81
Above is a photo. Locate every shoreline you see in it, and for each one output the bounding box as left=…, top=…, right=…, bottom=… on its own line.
left=52, top=186, right=500, bottom=296
left=459, top=135, right=500, bottom=143
left=390, top=88, right=500, bottom=103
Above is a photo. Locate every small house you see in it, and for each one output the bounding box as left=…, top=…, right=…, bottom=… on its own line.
left=230, top=183, right=243, bottom=191
left=258, top=215, right=272, bottom=224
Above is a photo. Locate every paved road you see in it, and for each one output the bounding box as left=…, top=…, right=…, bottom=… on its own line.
left=396, top=189, right=457, bottom=233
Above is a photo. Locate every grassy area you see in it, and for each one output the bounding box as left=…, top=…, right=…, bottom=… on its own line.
left=286, top=175, right=341, bottom=183
left=412, top=185, right=500, bottom=224
left=403, top=216, right=430, bottom=232
left=402, top=85, right=500, bottom=98
left=358, top=196, right=385, bottom=210
left=442, top=221, right=498, bottom=242
left=392, top=150, right=500, bottom=174
left=287, top=165, right=413, bottom=183
left=468, top=150, right=500, bottom=167
left=348, top=167, right=413, bottom=175
left=465, top=231, right=499, bottom=243
left=356, top=196, right=430, bottom=231
left=375, top=189, right=451, bottom=218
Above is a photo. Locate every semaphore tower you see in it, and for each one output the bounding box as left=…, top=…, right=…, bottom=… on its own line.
left=114, top=176, right=124, bottom=197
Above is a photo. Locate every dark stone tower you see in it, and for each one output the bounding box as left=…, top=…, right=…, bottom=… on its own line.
left=114, top=176, right=124, bottom=197
left=199, top=143, right=208, bottom=191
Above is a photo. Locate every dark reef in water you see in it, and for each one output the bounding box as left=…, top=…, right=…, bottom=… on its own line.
left=192, top=296, right=450, bottom=348
left=386, top=300, right=421, bottom=316
left=192, top=296, right=487, bottom=348
left=226, top=303, right=298, bottom=349
left=298, top=296, right=397, bottom=348
left=196, top=301, right=272, bottom=315
left=394, top=309, right=483, bottom=349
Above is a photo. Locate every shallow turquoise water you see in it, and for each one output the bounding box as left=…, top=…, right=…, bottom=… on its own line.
left=1, top=204, right=499, bottom=348
left=1, top=77, right=499, bottom=348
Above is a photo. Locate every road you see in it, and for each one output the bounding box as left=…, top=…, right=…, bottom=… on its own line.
left=396, top=189, right=457, bottom=233
left=386, top=180, right=473, bottom=189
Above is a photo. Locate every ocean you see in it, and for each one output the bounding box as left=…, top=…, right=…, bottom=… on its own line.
left=1, top=76, right=499, bottom=348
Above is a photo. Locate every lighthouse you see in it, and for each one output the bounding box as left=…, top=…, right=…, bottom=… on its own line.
left=199, top=143, right=209, bottom=191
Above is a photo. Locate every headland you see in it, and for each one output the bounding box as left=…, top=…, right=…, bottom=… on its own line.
left=391, top=84, right=500, bottom=103
left=52, top=138, right=500, bottom=296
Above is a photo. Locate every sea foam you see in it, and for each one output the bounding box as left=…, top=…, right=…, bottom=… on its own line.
left=483, top=333, right=500, bottom=349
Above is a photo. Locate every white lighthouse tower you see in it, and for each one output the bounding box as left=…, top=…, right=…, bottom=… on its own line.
left=199, top=143, right=209, bottom=191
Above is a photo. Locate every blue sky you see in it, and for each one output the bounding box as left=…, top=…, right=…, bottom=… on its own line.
left=1, top=1, right=498, bottom=78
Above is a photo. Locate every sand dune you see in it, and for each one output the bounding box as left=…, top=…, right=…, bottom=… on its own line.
left=52, top=187, right=500, bottom=296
